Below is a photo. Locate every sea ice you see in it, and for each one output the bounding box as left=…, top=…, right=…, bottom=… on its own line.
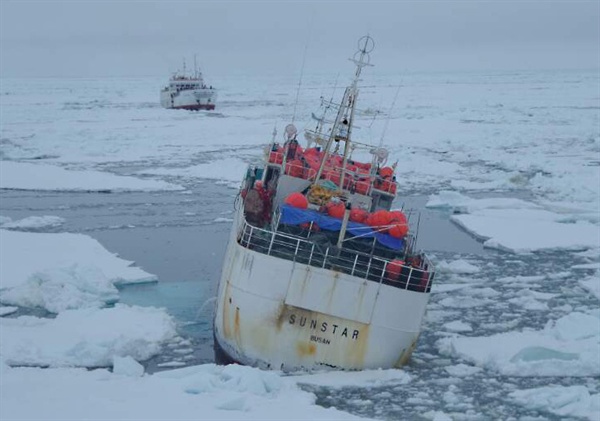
left=436, top=259, right=480, bottom=274
left=453, top=210, right=599, bottom=253
left=443, top=321, right=473, bottom=333
left=0, top=230, right=156, bottom=312
left=0, top=161, right=183, bottom=192
left=0, top=304, right=176, bottom=368
left=437, top=312, right=600, bottom=376
left=112, top=356, right=145, bottom=377
left=510, top=385, right=600, bottom=420
left=444, top=364, right=483, bottom=377
left=579, top=273, right=600, bottom=300
left=0, top=306, right=18, bottom=316
left=139, top=157, right=249, bottom=183
left=427, top=192, right=600, bottom=253
left=0, top=215, right=64, bottom=230
left=292, top=368, right=411, bottom=388
left=426, top=191, right=540, bottom=213
left=0, top=363, right=367, bottom=420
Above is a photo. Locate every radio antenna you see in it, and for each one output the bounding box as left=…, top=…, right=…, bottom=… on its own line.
left=379, top=84, right=401, bottom=147
left=292, top=21, right=313, bottom=124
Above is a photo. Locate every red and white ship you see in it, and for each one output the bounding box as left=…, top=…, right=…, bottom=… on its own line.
left=213, top=37, right=436, bottom=371
left=160, top=58, right=216, bottom=111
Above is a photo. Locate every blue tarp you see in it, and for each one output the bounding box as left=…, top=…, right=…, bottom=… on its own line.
left=279, top=205, right=404, bottom=251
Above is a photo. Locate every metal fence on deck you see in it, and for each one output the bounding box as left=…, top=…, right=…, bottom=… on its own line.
left=236, top=218, right=434, bottom=293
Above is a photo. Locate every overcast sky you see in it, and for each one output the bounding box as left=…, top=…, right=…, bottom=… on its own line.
left=1, top=1, right=598, bottom=78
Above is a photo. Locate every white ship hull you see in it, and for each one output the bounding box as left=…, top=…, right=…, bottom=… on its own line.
left=213, top=208, right=431, bottom=371
left=160, top=88, right=216, bottom=110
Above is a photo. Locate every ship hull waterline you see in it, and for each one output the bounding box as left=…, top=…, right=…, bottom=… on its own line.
left=160, top=88, right=216, bottom=111
left=212, top=210, right=431, bottom=371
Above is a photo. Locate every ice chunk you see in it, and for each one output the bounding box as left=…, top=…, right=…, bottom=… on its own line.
left=436, top=259, right=480, bottom=274
left=572, top=263, right=600, bottom=270
left=444, top=364, right=482, bottom=377
left=428, top=192, right=600, bottom=253
left=0, top=304, right=177, bottom=367
left=0, top=230, right=156, bottom=312
left=510, top=385, right=600, bottom=420
left=113, top=356, right=145, bottom=377
left=292, top=368, right=411, bottom=388
left=427, top=191, right=540, bottom=213
left=452, top=210, right=599, bottom=253
left=443, top=321, right=473, bottom=332
left=509, top=346, right=578, bottom=363
left=0, top=306, right=18, bottom=316
left=579, top=273, right=600, bottom=300
left=1, top=215, right=65, bottom=230
left=437, top=312, right=600, bottom=376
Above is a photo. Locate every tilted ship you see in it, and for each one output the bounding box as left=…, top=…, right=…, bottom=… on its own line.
left=213, top=37, right=435, bottom=371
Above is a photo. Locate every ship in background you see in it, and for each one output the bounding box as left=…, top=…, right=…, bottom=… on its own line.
left=213, top=36, right=436, bottom=371
left=160, top=57, right=217, bottom=110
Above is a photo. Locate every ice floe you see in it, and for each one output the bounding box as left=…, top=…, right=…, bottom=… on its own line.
left=112, top=356, right=145, bottom=377
left=139, top=157, right=248, bottom=183
left=427, top=192, right=600, bottom=253
left=0, top=306, right=18, bottom=316
left=436, top=259, right=480, bottom=274
left=437, top=311, right=600, bottom=376
left=1, top=363, right=364, bottom=420
left=0, top=304, right=176, bottom=368
left=443, top=363, right=483, bottom=377
left=510, top=385, right=600, bottom=420
left=292, top=368, right=411, bottom=388
left=0, top=215, right=65, bottom=230
left=0, top=230, right=156, bottom=313
left=0, top=161, right=183, bottom=192
left=579, top=273, right=600, bottom=300
left=443, top=321, right=473, bottom=333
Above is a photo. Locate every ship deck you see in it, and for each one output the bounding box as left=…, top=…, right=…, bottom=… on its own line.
left=237, top=217, right=434, bottom=293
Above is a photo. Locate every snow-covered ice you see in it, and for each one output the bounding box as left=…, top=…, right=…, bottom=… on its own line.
left=437, top=311, right=600, bottom=376
left=428, top=192, right=600, bottom=253
left=0, top=363, right=365, bottom=420
left=510, top=385, right=600, bottom=420
left=443, top=320, right=473, bottom=333
left=0, top=230, right=156, bottom=312
left=0, top=306, right=18, bottom=316
left=0, top=215, right=65, bottom=230
left=436, top=259, right=480, bottom=274
left=139, top=157, right=249, bottom=183
left=0, top=161, right=183, bottom=192
left=112, top=356, right=145, bottom=377
left=293, top=368, right=411, bottom=388
left=1, top=70, right=599, bottom=419
left=579, top=273, right=600, bottom=300
left=1, top=304, right=176, bottom=368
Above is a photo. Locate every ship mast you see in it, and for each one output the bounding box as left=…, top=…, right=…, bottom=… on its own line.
left=313, top=36, right=375, bottom=190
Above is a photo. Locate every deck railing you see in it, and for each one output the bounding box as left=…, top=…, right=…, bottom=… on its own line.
left=236, top=218, right=434, bottom=293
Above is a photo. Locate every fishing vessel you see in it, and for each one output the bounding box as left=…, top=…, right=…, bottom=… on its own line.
left=213, top=36, right=435, bottom=371
left=160, top=58, right=217, bottom=110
